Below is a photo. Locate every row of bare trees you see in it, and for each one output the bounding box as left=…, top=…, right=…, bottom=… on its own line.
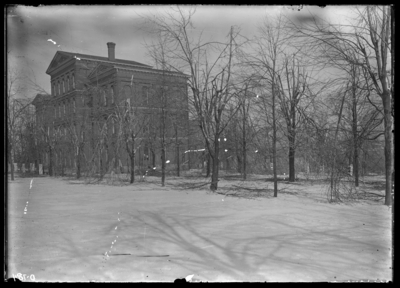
left=141, top=6, right=392, bottom=204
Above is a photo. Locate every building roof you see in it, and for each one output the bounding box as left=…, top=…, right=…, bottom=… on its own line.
left=58, top=51, right=152, bottom=68
left=46, top=50, right=152, bottom=75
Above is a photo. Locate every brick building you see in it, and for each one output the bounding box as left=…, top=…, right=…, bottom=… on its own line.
left=32, top=42, right=189, bottom=176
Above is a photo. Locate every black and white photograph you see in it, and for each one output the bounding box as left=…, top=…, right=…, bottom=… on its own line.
left=5, top=4, right=393, bottom=282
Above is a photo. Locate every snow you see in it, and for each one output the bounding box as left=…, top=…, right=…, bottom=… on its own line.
left=7, top=175, right=392, bottom=282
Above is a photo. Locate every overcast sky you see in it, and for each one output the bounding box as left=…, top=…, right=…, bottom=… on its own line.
left=7, top=5, right=357, bottom=98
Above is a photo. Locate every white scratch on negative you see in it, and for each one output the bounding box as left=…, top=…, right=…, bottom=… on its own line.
left=200, top=245, right=214, bottom=249
left=30, top=179, right=33, bottom=189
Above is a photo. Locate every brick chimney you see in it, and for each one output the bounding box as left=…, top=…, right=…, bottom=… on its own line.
left=107, top=42, right=116, bottom=61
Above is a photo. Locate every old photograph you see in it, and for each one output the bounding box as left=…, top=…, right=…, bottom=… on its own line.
left=5, top=5, right=393, bottom=282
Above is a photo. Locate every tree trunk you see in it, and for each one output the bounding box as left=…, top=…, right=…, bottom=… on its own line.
left=77, top=154, right=81, bottom=179
left=353, top=146, right=359, bottom=186
left=9, top=149, right=15, bottom=181
left=8, top=138, right=15, bottom=181
left=49, top=150, right=53, bottom=176
left=242, top=105, right=247, bottom=180
left=206, top=153, right=211, bottom=178
left=352, top=78, right=359, bottom=187
left=288, top=146, right=295, bottom=181
left=161, top=147, right=166, bottom=186
left=288, top=133, right=295, bottom=182
left=151, top=149, right=156, bottom=168
left=210, top=139, right=220, bottom=191
left=176, top=144, right=180, bottom=177
left=237, top=154, right=242, bottom=174
left=130, top=153, right=135, bottom=183
left=383, top=93, right=393, bottom=206
left=61, top=158, right=65, bottom=177
left=288, top=104, right=296, bottom=182
left=272, top=92, right=278, bottom=197
left=99, top=155, right=103, bottom=180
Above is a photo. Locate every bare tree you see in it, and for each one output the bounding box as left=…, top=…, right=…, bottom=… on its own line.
left=114, top=86, right=149, bottom=183
left=7, top=68, right=33, bottom=180
left=241, top=14, right=290, bottom=196
left=339, top=63, right=384, bottom=187
left=286, top=5, right=392, bottom=204
left=227, top=77, right=259, bottom=179
left=144, top=7, right=242, bottom=191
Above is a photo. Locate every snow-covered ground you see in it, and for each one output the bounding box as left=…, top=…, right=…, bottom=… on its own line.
left=7, top=174, right=392, bottom=282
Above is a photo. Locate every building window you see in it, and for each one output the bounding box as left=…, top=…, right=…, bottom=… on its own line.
left=72, top=73, right=75, bottom=89
left=73, top=98, right=76, bottom=113
left=111, top=85, right=115, bottom=104
left=52, top=83, right=55, bottom=96
left=67, top=76, right=69, bottom=92
left=58, top=81, right=61, bottom=96
left=142, top=86, right=148, bottom=106
left=103, top=88, right=107, bottom=106
left=62, top=79, right=65, bottom=94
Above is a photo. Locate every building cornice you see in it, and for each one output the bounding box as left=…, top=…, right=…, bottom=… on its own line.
left=116, top=67, right=188, bottom=79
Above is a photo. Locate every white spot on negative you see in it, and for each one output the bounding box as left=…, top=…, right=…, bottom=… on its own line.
left=115, top=226, right=117, bottom=230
